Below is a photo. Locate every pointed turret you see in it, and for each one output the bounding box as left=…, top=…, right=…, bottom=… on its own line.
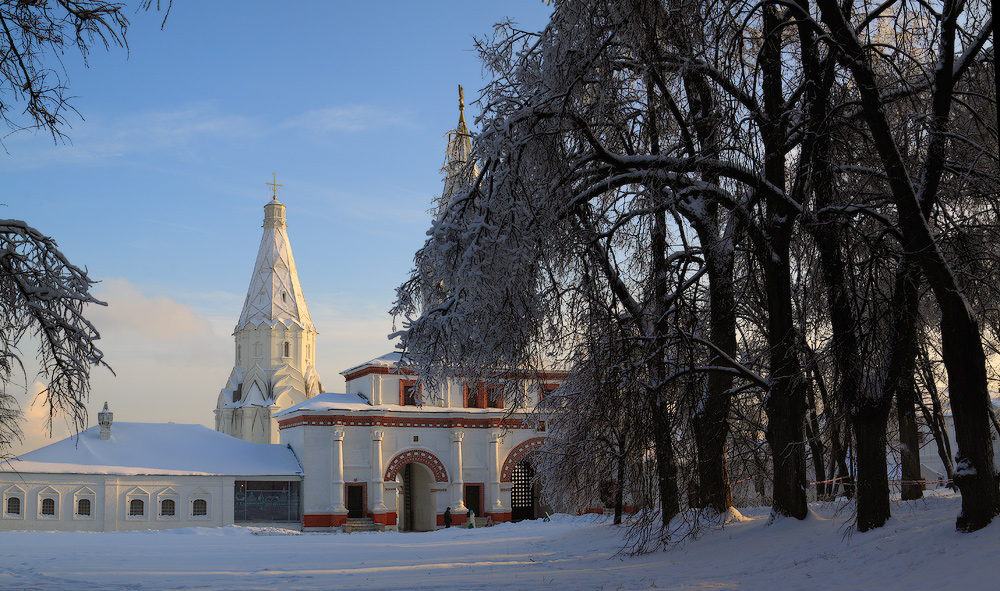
left=236, top=197, right=314, bottom=332
left=437, top=85, right=478, bottom=215
left=215, top=180, right=323, bottom=444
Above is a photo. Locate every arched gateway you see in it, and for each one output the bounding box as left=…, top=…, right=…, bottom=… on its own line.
left=501, top=437, right=545, bottom=522
left=384, top=449, right=448, bottom=532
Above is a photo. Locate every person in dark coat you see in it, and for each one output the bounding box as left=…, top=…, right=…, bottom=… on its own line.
left=444, top=507, right=452, bottom=528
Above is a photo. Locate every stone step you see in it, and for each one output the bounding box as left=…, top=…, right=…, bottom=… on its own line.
left=343, top=518, right=382, bottom=533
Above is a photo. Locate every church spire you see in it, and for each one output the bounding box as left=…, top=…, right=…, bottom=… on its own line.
left=217, top=184, right=323, bottom=444
left=438, top=85, right=477, bottom=215
left=236, top=186, right=313, bottom=331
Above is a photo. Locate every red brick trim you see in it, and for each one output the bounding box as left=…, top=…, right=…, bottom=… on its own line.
left=332, top=514, right=348, bottom=526
left=500, top=437, right=546, bottom=482
left=487, top=511, right=511, bottom=523
left=303, top=514, right=333, bottom=528
left=342, top=365, right=416, bottom=382
left=383, top=449, right=449, bottom=483
left=372, top=511, right=397, bottom=526
left=278, top=414, right=529, bottom=431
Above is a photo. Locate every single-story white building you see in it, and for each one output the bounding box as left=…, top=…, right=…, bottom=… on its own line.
left=0, top=407, right=302, bottom=531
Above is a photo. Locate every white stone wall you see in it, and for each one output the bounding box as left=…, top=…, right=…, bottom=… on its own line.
left=0, top=474, right=235, bottom=532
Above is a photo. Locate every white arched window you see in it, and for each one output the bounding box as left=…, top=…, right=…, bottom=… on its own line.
left=283, top=341, right=290, bottom=358
left=254, top=341, right=261, bottom=357
left=237, top=344, right=241, bottom=364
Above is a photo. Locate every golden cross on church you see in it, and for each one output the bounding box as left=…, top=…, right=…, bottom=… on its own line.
left=267, top=173, right=282, bottom=200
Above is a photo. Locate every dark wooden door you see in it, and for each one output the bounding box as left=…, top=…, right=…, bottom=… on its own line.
left=346, top=484, right=363, bottom=518
left=464, top=484, right=482, bottom=517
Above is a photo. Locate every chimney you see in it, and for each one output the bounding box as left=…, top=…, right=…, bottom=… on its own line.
left=98, top=402, right=113, bottom=440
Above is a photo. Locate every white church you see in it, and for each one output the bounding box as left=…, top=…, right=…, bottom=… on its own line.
left=1, top=96, right=564, bottom=532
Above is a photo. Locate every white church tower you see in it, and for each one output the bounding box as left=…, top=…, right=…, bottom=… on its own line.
left=215, top=177, right=323, bottom=444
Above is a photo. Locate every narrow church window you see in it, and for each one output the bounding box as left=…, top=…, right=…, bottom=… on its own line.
left=237, top=344, right=241, bottom=364
left=6, top=497, right=19, bottom=515
left=282, top=291, right=287, bottom=303
left=41, top=498, right=55, bottom=515
left=161, top=499, right=175, bottom=516
left=486, top=385, right=504, bottom=409
left=283, top=341, right=290, bottom=358
left=77, top=498, right=91, bottom=516
left=129, top=499, right=144, bottom=516
left=465, top=384, right=485, bottom=409
left=254, top=342, right=261, bottom=357
left=192, top=499, right=208, bottom=516
left=400, top=380, right=419, bottom=406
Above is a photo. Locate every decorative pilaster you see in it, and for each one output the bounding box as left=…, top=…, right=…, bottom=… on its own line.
left=332, top=428, right=348, bottom=525
left=451, top=430, right=467, bottom=513
left=371, top=430, right=388, bottom=515
left=487, top=430, right=503, bottom=515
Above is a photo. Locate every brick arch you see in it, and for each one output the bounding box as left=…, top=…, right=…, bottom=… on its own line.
left=500, top=437, right=546, bottom=483
left=384, top=449, right=449, bottom=483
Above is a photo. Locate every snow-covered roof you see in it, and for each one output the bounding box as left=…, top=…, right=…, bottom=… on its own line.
left=236, top=198, right=314, bottom=332
left=340, top=352, right=410, bottom=377
left=2, top=423, right=302, bottom=477
left=278, top=392, right=373, bottom=415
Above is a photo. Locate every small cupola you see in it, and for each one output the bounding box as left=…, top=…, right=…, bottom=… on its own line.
left=98, top=402, right=113, bottom=440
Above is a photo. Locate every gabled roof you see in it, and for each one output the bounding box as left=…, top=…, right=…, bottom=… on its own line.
left=236, top=198, right=313, bottom=332
left=2, top=423, right=302, bottom=477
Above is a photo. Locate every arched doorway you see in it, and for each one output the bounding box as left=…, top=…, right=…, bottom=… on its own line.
left=396, top=462, right=437, bottom=532
left=511, top=459, right=537, bottom=522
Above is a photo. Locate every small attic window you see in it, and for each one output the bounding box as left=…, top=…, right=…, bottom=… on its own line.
left=282, top=291, right=287, bottom=303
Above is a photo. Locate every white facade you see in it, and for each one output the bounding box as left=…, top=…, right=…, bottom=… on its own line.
left=276, top=353, right=563, bottom=531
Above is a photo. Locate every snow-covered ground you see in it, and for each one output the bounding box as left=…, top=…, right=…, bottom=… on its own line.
left=0, top=491, right=994, bottom=590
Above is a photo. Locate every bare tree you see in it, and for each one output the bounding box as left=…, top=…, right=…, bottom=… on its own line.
left=0, top=1, right=169, bottom=455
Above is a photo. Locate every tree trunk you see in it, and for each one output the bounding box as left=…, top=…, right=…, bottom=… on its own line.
left=804, top=379, right=828, bottom=500
left=614, top=455, right=625, bottom=525
left=691, top=221, right=735, bottom=513
left=654, top=405, right=680, bottom=528
left=760, top=1, right=807, bottom=521
left=897, top=375, right=924, bottom=500
left=853, top=406, right=893, bottom=531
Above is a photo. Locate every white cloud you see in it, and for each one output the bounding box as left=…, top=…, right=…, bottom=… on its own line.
left=6, top=278, right=232, bottom=457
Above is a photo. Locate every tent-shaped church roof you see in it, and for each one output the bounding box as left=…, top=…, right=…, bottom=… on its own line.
left=236, top=195, right=314, bottom=331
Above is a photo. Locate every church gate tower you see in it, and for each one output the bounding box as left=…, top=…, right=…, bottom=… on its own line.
left=215, top=180, right=323, bottom=444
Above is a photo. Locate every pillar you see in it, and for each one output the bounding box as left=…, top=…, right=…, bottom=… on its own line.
left=332, top=428, right=348, bottom=526
left=487, top=430, right=507, bottom=520
left=451, top=429, right=467, bottom=523
left=371, top=429, right=393, bottom=526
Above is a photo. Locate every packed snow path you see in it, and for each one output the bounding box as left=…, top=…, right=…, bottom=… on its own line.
left=0, top=492, right=994, bottom=590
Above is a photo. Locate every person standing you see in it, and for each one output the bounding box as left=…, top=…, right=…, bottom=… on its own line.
left=444, top=507, right=452, bottom=528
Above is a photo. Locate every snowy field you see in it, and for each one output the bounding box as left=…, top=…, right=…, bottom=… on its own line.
left=0, top=491, right=995, bottom=591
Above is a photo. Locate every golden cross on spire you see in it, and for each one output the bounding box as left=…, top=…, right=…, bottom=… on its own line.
left=266, top=172, right=282, bottom=200
left=458, top=85, right=464, bottom=112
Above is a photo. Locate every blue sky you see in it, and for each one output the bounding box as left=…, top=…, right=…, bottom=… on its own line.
left=3, top=1, right=552, bottom=454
